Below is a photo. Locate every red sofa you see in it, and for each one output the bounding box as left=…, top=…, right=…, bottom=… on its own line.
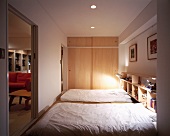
left=9, top=72, right=31, bottom=93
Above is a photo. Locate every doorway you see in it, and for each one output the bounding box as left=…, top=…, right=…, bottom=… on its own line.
left=8, top=5, right=38, bottom=136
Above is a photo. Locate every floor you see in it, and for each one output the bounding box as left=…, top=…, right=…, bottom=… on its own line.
left=9, top=97, right=31, bottom=136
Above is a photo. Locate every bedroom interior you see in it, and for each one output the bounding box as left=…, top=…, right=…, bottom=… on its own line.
left=1, top=0, right=170, bottom=136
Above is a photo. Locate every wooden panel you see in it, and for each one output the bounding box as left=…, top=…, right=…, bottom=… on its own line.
left=68, top=48, right=92, bottom=89
left=27, top=50, right=31, bottom=55
left=92, top=48, right=118, bottom=89
left=9, top=50, right=14, bottom=53
left=132, top=75, right=139, bottom=84
left=68, top=37, right=92, bottom=47
left=22, top=50, right=28, bottom=54
left=147, top=91, right=156, bottom=112
left=138, top=88, right=147, bottom=106
left=15, top=50, right=22, bottom=53
left=123, top=72, right=156, bottom=79
left=92, top=37, right=118, bottom=47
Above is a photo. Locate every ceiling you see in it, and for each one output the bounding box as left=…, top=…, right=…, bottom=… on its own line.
left=37, top=0, right=152, bottom=37
left=8, top=0, right=152, bottom=37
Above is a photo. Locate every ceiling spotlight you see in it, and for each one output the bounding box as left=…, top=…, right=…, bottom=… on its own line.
left=91, top=5, right=96, bottom=9
left=91, top=26, right=95, bottom=29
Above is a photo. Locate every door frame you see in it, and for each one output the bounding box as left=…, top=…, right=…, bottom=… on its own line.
left=8, top=3, right=38, bottom=132
left=61, top=45, right=64, bottom=92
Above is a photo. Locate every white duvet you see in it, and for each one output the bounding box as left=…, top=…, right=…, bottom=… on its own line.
left=60, top=89, right=132, bottom=103
left=26, top=103, right=157, bottom=136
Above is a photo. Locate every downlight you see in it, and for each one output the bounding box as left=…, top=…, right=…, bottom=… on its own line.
left=91, top=5, right=96, bottom=9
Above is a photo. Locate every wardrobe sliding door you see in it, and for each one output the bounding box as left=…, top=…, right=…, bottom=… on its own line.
left=67, top=37, right=118, bottom=89
left=92, top=48, right=118, bottom=89
left=68, top=48, right=92, bottom=89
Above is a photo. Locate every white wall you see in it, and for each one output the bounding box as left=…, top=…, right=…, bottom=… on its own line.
left=9, top=0, right=67, bottom=112
left=119, top=25, right=157, bottom=76
left=118, top=0, right=157, bottom=76
left=0, top=0, right=8, bottom=135
left=157, top=0, right=170, bottom=135
left=119, top=0, right=157, bottom=44
left=118, top=44, right=125, bottom=73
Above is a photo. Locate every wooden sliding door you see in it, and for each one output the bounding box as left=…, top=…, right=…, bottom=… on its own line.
left=92, top=48, right=118, bottom=89
left=68, top=37, right=119, bottom=89
left=68, top=48, right=92, bottom=89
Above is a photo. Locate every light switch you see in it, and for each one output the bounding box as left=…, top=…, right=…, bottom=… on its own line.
left=0, top=48, right=5, bottom=59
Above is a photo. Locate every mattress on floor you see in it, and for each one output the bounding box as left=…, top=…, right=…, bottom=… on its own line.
left=60, top=89, right=132, bottom=103
left=26, top=103, right=157, bottom=136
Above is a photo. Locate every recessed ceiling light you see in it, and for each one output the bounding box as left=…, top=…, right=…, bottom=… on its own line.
left=91, top=26, right=95, bottom=29
left=91, top=5, right=96, bottom=9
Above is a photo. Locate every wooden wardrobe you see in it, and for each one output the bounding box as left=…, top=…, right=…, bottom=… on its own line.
left=68, top=37, right=119, bottom=89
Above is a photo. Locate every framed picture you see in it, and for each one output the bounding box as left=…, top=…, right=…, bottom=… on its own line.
left=147, top=33, right=157, bottom=60
left=129, top=44, right=137, bottom=62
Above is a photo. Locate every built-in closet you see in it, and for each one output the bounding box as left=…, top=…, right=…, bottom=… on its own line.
left=68, top=37, right=119, bottom=89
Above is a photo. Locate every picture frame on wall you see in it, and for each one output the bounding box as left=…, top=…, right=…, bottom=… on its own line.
left=147, top=33, right=157, bottom=60
left=129, top=44, right=137, bottom=62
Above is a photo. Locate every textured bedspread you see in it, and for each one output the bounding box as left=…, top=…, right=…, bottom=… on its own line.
left=60, top=89, right=132, bottom=103
left=26, top=103, right=157, bottom=136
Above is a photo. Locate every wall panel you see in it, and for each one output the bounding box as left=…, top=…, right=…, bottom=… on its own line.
left=119, top=25, right=157, bottom=76
left=92, top=37, right=118, bottom=47
left=68, top=37, right=92, bottom=47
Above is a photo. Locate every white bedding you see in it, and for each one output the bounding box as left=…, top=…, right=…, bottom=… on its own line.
left=26, top=103, right=157, bottom=136
left=60, top=89, right=132, bottom=103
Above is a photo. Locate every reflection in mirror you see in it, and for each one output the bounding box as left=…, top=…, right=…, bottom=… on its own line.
left=8, top=11, right=32, bottom=135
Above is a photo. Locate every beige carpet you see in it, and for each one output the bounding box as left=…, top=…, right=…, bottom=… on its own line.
left=9, top=97, right=31, bottom=136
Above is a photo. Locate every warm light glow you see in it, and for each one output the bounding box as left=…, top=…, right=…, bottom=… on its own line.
left=94, top=72, right=119, bottom=88
left=116, top=73, right=122, bottom=79
left=103, top=75, right=117, bottom=88
left=125, top=59, right=129, bottom=67
left=91, top=26, right=95, bottom=29
left=105, top=75, right=116, bottom=82
left=91, top=5, right=96, bottom=9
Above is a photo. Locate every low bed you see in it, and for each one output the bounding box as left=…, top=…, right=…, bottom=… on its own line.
left=60, top=89, right=132, bottom=103
left=25, top=103, right=157, bottom=136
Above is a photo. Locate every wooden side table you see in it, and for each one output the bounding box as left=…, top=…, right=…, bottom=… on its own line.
left=9, top=90, right=31, bottom=110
